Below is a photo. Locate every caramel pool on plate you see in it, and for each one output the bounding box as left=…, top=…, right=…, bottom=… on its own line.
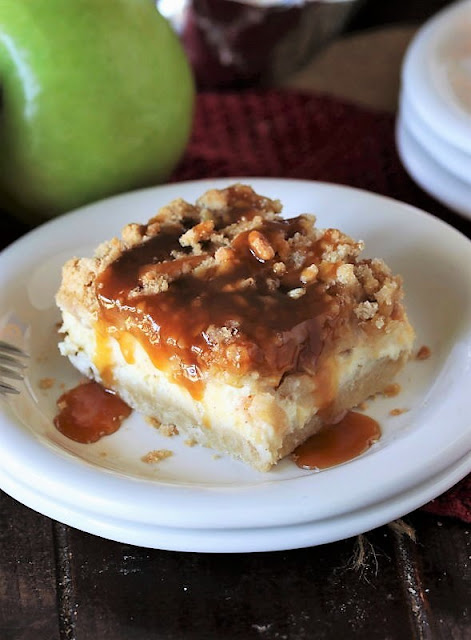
left=293, top=411, right=381, bottom=471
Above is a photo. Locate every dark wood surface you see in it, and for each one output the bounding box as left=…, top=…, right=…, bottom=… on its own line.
left=1, top=2, right=470, bottom=639
left=1, top=488, right=470, bottom=639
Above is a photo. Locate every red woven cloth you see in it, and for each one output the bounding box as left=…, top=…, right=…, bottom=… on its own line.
left=172, top=90, right=471, bottom=523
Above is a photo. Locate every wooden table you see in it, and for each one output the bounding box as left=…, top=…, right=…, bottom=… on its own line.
left=1, top=2, right=470, bottom=639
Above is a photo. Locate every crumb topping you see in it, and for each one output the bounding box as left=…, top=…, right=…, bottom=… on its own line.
left=57, top=184, right=411, bottom=394
left=39, top=377, right=55, bottom=390
left=389, top=408, right=409, bottom=416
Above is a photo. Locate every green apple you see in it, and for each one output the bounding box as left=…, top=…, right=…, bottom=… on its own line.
left=0, top=0, right=194, bottom=223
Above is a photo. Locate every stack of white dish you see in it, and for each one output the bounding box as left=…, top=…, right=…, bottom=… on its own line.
left=397, top=0, right=471, bottom=220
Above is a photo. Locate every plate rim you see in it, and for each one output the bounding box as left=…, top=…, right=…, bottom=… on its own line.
left=396, top=114, right=471, bottom=219
left=400, top=89, right=471, bottom=185
left=0, top=442, right=469, bottom=553
left=1, top=177, right=471, bottom=534
left=402, top=0, right=471, bottom=154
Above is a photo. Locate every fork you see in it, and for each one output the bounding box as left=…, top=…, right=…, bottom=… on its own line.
left=0, top=340, right=28, bottom=396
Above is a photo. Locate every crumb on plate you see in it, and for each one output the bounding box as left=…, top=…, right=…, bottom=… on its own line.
left=141, top=449, right=173, bottom=464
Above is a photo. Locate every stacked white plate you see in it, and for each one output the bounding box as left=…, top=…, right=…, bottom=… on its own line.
left=1, top=178, right=471, bottom=553
left=397, top=0, right=471, bottom=220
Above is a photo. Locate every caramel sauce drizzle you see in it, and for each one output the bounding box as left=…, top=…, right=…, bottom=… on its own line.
left=94, top=205, right=347, bottom=400
left=293, top=411, right=380, bottom=470
left=54, top=381, right=132, bottom=444
left=416, top=345, right=431, bottom=361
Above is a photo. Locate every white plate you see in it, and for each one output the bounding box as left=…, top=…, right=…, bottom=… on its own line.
left=402, top=0, right=471, bottom=154
left=1, top=440, right=468, bottom=553
left=396, top=114, right=471, bottom=220
left=1, top=178, right=471, bottom=550
left=400, top=88, right=471, bottom=186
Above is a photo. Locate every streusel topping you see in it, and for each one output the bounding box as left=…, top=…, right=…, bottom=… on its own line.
left=62, top=185, right=406, bottom=395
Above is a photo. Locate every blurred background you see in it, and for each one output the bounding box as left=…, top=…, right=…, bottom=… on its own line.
left=157, top=0, right=456, bottom=93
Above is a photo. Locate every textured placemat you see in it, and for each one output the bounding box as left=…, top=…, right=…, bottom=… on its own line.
left=172, top=89, right=471, bottom=523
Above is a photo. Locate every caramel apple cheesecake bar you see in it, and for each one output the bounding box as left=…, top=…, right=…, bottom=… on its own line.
left=56, top=184, right=415, bottom=471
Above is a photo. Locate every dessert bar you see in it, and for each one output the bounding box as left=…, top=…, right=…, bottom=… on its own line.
left=56, top=184, right=415, bottom=470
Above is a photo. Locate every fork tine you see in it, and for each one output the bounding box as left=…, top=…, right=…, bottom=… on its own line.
left=0, top=341, right=28, bottom=396
left=0, top=340, right=29, bottom=357
left=0, top=365, right=24, bottom=381
left=0, top=380, right=20, bottom=395
left=0, top=353, right=27, bottom=369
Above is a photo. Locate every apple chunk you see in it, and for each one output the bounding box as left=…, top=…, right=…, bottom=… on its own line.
left=0, top=0, right=194, bottom=223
